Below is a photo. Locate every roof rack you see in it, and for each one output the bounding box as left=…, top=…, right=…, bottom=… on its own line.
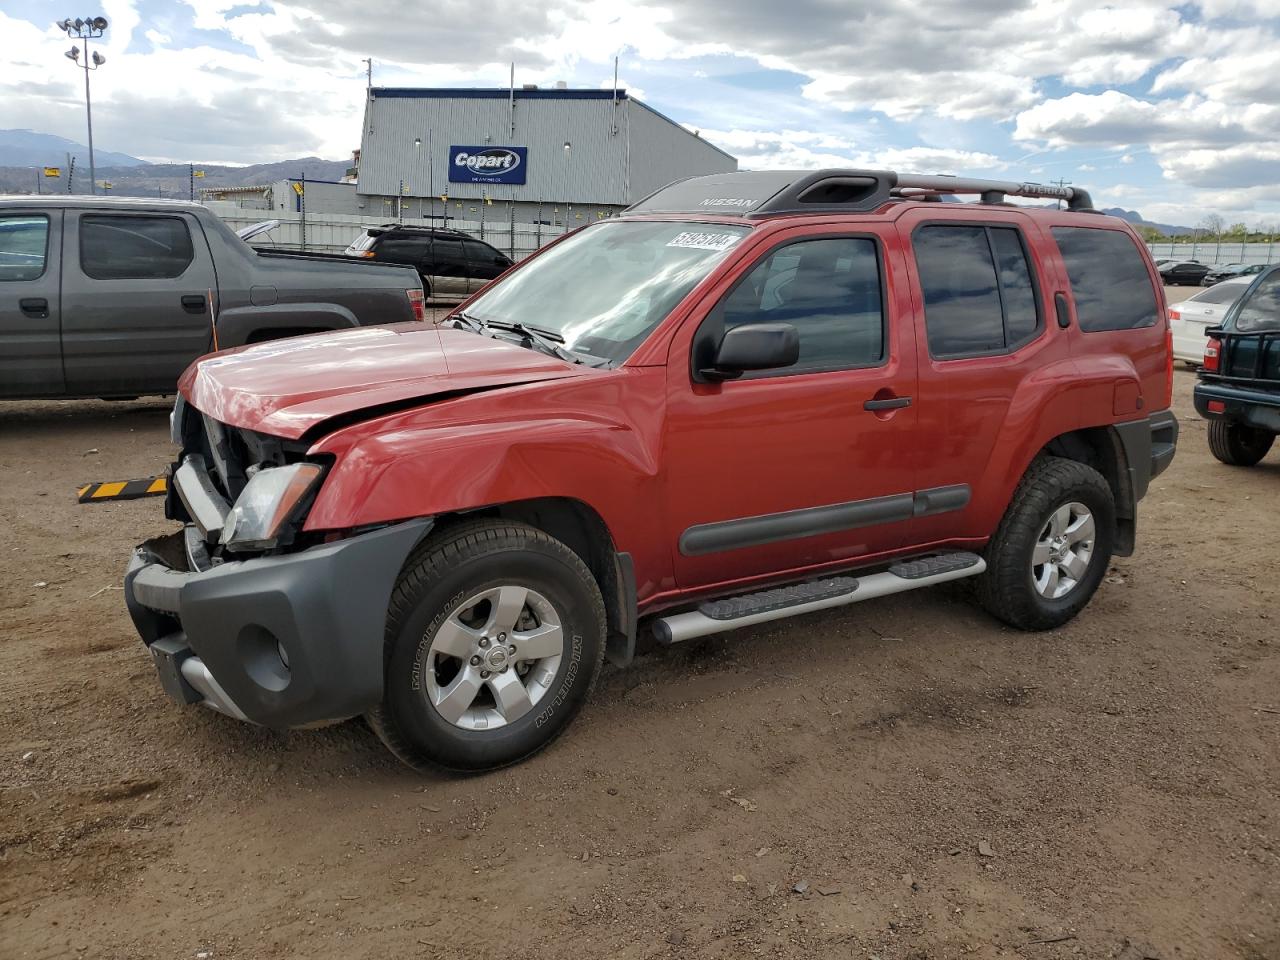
left=622, top=169, right=1094, bottom=219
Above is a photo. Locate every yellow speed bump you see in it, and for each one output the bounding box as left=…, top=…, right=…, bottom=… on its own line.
left=78, top=476, right=168, bottom=503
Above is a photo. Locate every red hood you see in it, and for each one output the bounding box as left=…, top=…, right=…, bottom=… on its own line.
left=181, top=324, right=589, bottom=439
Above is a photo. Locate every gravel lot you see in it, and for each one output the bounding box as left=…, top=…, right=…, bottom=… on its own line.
left=3, top=287, right=1277, bottom=960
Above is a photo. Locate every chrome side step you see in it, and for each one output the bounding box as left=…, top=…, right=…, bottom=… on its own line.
left=652, top=552, right=986, bottom=645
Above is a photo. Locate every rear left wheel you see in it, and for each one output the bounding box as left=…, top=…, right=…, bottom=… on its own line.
left=367, top=520, right=607, bottom=774
left=976, top=456, right=1115, bottom=631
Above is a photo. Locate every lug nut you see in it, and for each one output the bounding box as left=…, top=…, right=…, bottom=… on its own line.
left=498, top=632, right=507, bottom=642
left=509, top=645, right=517, bottom=655
left=470, top=655, right=482, bottom=666
left=480, top=670, right=490, bottom=679
left=479, top=637, right=490, bottom=648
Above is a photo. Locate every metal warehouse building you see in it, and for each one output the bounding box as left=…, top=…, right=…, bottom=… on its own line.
left=356, top=86, right=737, bottom=228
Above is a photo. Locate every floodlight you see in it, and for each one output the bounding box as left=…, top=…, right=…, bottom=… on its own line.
left=74, top=17, right=83, bottom=28
left=91, top=16, right=108, bottom=30
left=92, top=51, right=105, bottom=65
left=65, top=45, right=80, bottom=60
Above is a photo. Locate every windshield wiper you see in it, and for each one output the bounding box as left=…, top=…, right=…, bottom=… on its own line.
left=450, top=311, right=488, bottom=334
left=484, top=320, right=586, bottom=365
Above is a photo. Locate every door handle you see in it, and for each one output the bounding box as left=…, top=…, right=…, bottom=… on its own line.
left=864, top=395, right=912, bottom=411
left=19, top=298, right=49, bottom=318
left=181, top=295, right=208, bottom=313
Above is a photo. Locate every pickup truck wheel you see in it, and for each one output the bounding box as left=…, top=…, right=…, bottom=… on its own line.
left=367, top=520, right=607, bottom=774
left=1207, top=421, right=1274, bottom=466
left=976, top=456, right=1115, bottom=631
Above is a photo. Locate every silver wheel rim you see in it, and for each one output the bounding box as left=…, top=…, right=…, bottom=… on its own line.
left=422, top=585, right=564, bottom=731
left=1031, top=501, right=1095, bottom=600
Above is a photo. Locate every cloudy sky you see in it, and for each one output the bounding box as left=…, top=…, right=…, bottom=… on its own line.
left=2, top=0, right=1278, bottom=226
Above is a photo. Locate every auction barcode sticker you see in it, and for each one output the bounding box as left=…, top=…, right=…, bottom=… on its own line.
left=666, top=231, right=742, bottom=252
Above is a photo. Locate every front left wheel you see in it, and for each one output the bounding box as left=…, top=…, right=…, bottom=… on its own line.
left=367, top=520, right=607, bottom=774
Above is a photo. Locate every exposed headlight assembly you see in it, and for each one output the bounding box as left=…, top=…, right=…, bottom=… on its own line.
left=220, top=462, right=324, bottom=552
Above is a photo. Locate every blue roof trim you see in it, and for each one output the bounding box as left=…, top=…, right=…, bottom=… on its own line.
left=371, top=87, right=629, bottom=101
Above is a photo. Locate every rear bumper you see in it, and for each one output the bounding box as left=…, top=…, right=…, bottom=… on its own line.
left=1194, top=382, right=1280, bottom=433
left=125, top=518, right=432, bottom=727
left=1113, top=409, right=1179, bottom=502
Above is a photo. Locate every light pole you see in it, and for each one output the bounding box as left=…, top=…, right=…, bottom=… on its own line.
left=414, top=137, right=421, bottom=220
left=562, top=140, right=572, bottom=234
left=57, top=16, right=109, bottom=196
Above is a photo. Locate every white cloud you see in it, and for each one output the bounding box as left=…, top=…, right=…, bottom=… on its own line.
left=695, top=128, right=1002, bottom=173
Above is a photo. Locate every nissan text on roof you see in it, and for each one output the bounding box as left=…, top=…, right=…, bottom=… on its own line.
left=125, top=169, right=1178, bottom=772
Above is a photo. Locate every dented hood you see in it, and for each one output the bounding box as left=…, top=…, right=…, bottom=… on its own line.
left=180, top=323, right=589, bottom=439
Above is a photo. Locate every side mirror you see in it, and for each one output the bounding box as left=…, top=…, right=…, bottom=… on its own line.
left=702, top=323, right=799, bottom=381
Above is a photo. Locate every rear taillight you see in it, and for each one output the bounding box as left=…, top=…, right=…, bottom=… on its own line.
left=359, top=250, right=376, bottom=258
left=406, top=288, right=426, bottom=322
left=1163, top=324, right=1174, bottom=408
left=1203, top=336, right=1221, bottom=373
left=1168, top=308, right=1181, bottom=322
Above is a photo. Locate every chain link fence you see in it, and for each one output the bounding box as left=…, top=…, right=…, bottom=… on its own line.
left=1146, top=240, right=1280, bottom=268
left=205, top=201, right=582, bottom=261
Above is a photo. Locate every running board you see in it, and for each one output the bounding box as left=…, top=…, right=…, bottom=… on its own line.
left=652, top=552, right=985, bottom=645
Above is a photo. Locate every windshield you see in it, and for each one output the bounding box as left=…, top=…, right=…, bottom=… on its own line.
left=461, top=220, right=751, bottom=363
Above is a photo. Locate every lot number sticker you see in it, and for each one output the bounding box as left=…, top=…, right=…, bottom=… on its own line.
left=666, top=231, right=741, bottom=252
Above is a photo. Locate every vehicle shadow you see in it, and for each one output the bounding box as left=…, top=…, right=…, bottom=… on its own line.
left=0, top=397, right=172, bottom=436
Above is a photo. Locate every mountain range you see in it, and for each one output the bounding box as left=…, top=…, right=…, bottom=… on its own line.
left=0, top=129, right=351, bottom=196
left=0, top=128, right=146, bottom=168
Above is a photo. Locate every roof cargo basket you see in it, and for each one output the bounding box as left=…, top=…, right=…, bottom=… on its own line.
left=623, top=169, right=1094, bottom=218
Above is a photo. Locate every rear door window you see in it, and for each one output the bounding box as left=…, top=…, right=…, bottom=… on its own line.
left=1235, top=272, right=1280, bottom=333
left=1052, top=227, right=1158, bottom=332
left=431, top=237, right=467, bottom=274
left=80, top=215, right=194, bottom=280
left=913, top=224, right=1042, bottom=358
left=0, top=214, right=49, bottom=281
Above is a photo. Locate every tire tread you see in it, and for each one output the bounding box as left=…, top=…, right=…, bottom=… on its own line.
left=367, top=518, right=606, bottom=774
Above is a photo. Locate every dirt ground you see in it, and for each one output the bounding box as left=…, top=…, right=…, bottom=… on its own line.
left=3, top=290, right=1278, bottom=960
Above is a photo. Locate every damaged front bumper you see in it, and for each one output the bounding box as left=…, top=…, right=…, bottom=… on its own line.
left=124, top=518, right=432, bottom=728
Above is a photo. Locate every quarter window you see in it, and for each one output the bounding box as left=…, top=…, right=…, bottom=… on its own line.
left=914, top=224, right=1043, bottom=358
left=81, top=215, right=194, bottom=280
left=709, top=236, right=884, bottom=375
left=0, top=215, right=50, bottom=282
left=1235, top=272, right=1280, bottom=333
left=1052, top=227, right=1158, bottom=332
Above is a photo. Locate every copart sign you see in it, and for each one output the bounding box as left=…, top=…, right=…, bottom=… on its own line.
left=449, top=146, right=528, bottom=185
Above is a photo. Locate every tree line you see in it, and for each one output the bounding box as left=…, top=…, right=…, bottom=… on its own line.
left=1137, top=214, right=1280, bottom=244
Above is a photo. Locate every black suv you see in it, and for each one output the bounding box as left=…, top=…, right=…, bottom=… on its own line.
left=1195, top=266, right=1280, bottom=466
left=344, top=226, right=513, bottom=299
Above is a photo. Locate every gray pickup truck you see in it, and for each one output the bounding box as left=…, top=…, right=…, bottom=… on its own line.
left=0, top=196, right=424, bottom=400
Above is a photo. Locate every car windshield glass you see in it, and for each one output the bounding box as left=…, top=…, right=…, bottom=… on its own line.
left=462, top=220, right=751, bottom=363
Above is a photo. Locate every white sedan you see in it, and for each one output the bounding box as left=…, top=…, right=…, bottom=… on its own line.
left=1169, top=276, right=1254, bottom=365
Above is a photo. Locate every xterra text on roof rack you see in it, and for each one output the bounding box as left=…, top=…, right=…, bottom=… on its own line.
left=125, top=168, right=1178, bottom=772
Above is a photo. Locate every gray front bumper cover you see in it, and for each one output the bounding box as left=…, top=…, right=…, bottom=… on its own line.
left=125, top=518, right=432, bottom=728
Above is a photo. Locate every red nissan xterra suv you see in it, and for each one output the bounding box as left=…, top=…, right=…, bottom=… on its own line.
left=125, top=169, right=1178, bottom=772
